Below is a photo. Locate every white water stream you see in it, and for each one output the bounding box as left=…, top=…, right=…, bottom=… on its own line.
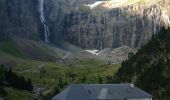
left=38, top=0, right=49, bottom=43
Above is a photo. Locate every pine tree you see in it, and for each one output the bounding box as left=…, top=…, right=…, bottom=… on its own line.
left=27, top=79, right=33, bottom=91
left=0, top=65, right=6, bottom=97
left=98, top=74, right=103, bottom=84
left=115, top=27, right=170, bottom=99
left=58, top=77, right=64, bottom=89
left=2, top=65, right=33, bottom=91
left=81, top=75, right=86, bottom=83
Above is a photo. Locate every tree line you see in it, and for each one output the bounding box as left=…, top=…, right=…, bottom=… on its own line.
left=115, top=27, right=170, bottom=99
left=0, top=64, right=33, bottom=97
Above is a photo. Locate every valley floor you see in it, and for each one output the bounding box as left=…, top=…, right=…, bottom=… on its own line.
left=0, top=40, right=120, bottom=99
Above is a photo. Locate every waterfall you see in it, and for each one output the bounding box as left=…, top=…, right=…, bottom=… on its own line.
left=38, top=0, right=49, bottom=43
left=153, top=18, right=157, bottom=34
left=131, top=25, right=136, bottom=48
left=100, top=33, right=104, bottom=50
left=153, top=8, right=157, bottom=34
left=131, top=18, right=136, bottom=48
left=151, top=6, right=157, bottom=34
left=142, top=19, right=145, bottom=30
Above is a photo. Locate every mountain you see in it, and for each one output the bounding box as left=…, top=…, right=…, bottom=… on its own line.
left=0, top=0, right=170, bottom=99
left=0, top=0, right=170, bottom=63
left=116, top=27, right=170, bottom=99
left=45, top=0, right=170, bottom=49
left=0, top=0, right=170, bottom=49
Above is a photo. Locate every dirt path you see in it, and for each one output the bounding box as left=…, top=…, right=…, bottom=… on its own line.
left=62, top=52, right=71, bottom=59
left=19, top=64, right=46, bottom=73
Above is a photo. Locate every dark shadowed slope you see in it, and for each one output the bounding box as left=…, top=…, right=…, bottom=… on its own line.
left=116, top=27, right=170, bottom=99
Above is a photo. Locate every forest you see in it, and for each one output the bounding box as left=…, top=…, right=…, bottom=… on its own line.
left=116, top=27, right=170, bottom=99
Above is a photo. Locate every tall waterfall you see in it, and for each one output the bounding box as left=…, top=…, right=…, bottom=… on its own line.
left=38, top=0, right=49, bottom=43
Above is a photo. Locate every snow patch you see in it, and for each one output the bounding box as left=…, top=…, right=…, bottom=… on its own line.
left=85, top=50, right=101, bottom=55
left=84, top=1, right=105, bottom=9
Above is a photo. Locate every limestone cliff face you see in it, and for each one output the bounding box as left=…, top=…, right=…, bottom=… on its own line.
left=0, top=0, right=170, bottom=50
left=44, top=0, right=96, bottom=42
left=62, top=6, right=159, bottom=49
left=46, top=0, right=170, bottom=49
left=0, top=0, right=42, bottom=41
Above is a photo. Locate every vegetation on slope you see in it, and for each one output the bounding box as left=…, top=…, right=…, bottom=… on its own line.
left=116, top=27, right=170, bottom=99
left=0, top=40, right=23, bottom=57
left=16, top=59, right=120, bottom=99
left=4, top=87, right=33, bottom=100
left=0, top=39, right=120, bottom=99
left=0, top=38, right=61, bottom=61
left=0, top=65, right=33, bottom=91
left=0, top=64, right=33, bottom=99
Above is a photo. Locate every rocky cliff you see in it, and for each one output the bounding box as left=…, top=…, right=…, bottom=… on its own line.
left=46, top=0, right=170, bottom=49
left=0, top=0, right=170, bottom=50
left=0, top=0, right=43, bottom=41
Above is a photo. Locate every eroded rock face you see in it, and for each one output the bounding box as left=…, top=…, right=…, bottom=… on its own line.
left=45, top=0, right=170, bottom=49
left=0, top=0, right=170, bottom=50
left=62, top=6, right=159, bottom=49
left=0, top=0, right=42, bottom=41
left=44, top=0, right=96, bottom=42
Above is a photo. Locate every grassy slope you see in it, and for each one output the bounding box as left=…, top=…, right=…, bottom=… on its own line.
left=0, top=39, right=120, bottom=99
left=0, top=40, right=23, bottom=57
left=16, top=59, right=120, bottom=97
